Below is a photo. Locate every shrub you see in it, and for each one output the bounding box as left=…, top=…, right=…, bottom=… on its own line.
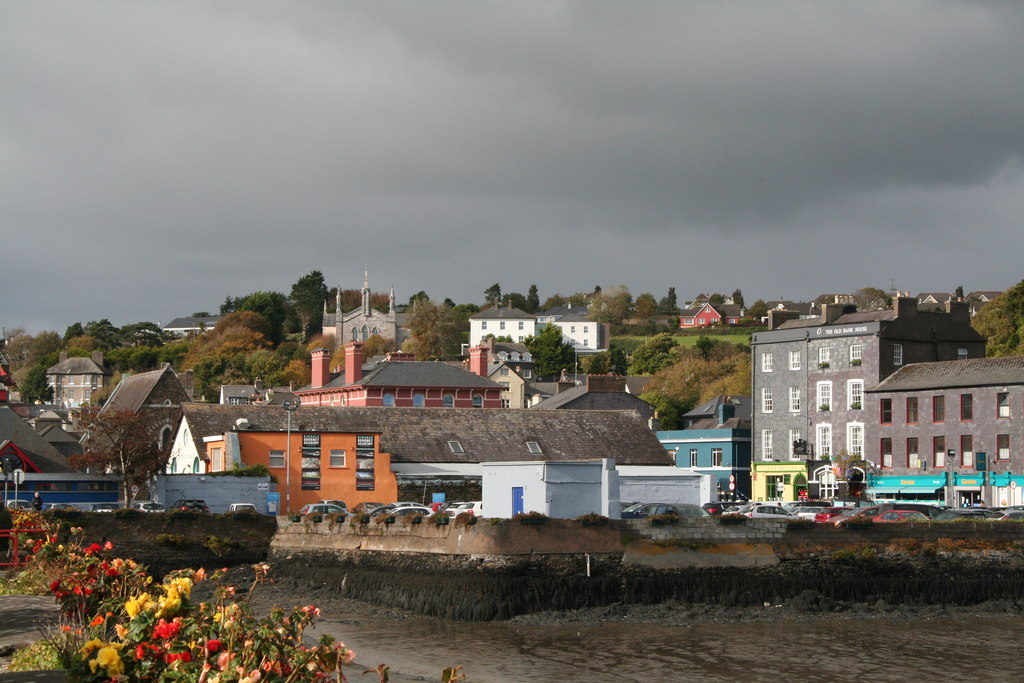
left=786, top=519, right=814, bottom=530
left=575, top=512, right=609, bottom=526
left=155, top=534, right=189, bottom=547
left=718, top=514, right=747, bottom=525
left=8, top=640, right=62, bottom=672
left=648, top=513, right=680, bottom=526
left=113, top=508, right=142, bottom=519
left=204, top=536, right=236, bottom=557
left=512, top=511, right=549, bottom=524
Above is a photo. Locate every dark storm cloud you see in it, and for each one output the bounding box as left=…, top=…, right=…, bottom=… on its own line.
left=3, top=1, right=1024, bottom=333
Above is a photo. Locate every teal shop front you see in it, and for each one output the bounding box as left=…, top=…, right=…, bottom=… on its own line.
left=867, top=475, right=947, bottom=504
left=989, top=474, right=1024, bottom=508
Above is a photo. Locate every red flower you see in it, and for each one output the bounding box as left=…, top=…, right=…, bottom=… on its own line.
left=206, top=639, right=222, bottom=653
left=153, top=619, right=182, bottom=640
left=136, top=645, right=145, bottom=660
left=83, top=543, right=101, bottom=555
left=165, top=651, right=192, bottom=664
left=49, top=580, right=60, bottom=592
left=103, top=541, right=113, bottom=550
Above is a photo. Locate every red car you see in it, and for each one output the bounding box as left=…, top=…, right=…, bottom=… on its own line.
left=812, top=507, right=849, bottom=523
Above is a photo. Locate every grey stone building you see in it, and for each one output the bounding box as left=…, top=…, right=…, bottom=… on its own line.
left=867, top=356, right=1024, bottom=507
left=749, top=297, right=985, bottom=501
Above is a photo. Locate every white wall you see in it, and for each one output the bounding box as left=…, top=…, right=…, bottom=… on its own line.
left=482, top=459, right=621, bottom=519
left=618, top=468, right=711, bottom=506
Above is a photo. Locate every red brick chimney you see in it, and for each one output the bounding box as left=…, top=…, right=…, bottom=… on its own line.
left=469, top=345, right=488, bottom=377
left=311, top=348, right=331, bottom=388
left=345, top=342, right=364, bottom=384
left=385, top=352, right=416, bottom=362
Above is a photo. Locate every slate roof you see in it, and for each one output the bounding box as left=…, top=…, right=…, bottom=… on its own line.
left=470, top=306, right=536, bottom=320
left=311, top=361, right=501, bottom=390
left=682, top=395, right=752, bottom=422
left=0, top=405, right=74, bottom=472
left=46, top=356, right=110, bottom=376
left=686, top=416, right=751, bottom=430
left=867, top=357, right=1024, bottom=393
left=777, top=309, right=895, bottom=329
left=162, top=316, right=221, bottom=331
left=178, top=404, right=672, bottom=466
left=103, top=366, right=184, bottom=413
left=529, top=385, right=655, bottom=415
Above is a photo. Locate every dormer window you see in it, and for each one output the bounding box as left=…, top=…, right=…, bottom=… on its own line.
left=447, top=441, right=465, bottom=454
left=526, top=441, right=543, bottom=455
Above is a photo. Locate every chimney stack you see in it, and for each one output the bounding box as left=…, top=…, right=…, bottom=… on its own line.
left=311, top=348, right=331, bottom=388
left=345, top=342, right=364, bottom=384
left=469, top=345, right=488, bottom=377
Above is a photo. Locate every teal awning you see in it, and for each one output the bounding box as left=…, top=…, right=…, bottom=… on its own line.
left=868, top=486, right=942, bottom=494
left=869, top=475, right=946, bottom=491
left=989, top=474, right=1024, bottom=487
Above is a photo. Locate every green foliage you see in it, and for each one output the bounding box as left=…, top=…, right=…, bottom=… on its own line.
left=204, top=535, right=236, bottom=557
left=209, top=463, right=270, bottom=478
left=524, top=324, right=575, bottom=378
left=405, top=298, right=462, bottom=360
left=589, top=285, right=633, bottom=323
left=627, top=333, right=678, bottom=374
left=526, top=284, right=540, bottom=313
left=289, top=271, right=329, bottom=340
left=640, top=391, right=688, bottom=429
left=20, top=364, right=54, bottom=403
left=484, top=283, right=502, bottom=307
left=8, top=640, right=62, bottom=671
left=747, top=299, right=769, bottom=320
left=155, top=534, right=190, bottom=547
left=239, top=291, right=287, bottom=345
left=575, top=512, right=609, bottom=525
left=973, top=281, right=1024, bottom=357
left=658, top=286, right=678, bottom=314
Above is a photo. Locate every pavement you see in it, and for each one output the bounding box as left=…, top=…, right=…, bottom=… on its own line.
left=0, top=595, right=66, bottom=682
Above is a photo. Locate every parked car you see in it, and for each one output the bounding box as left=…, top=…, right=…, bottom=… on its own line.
left=948, top=508, right=1003, bottom=519
left=998, top=510, right=1024, bottom=520
left=831, top=507, right=882, bottom=525
left=701, top=502, right=735, bottom=516
left=171, top=499, right=210, bottom=513
left=316, top=499, right=348, bottom=512
left=5, top=499, right=32, bottom=510
left=90, top=503, right=120, bottom=513
left=352, top=502, right=385, bottom=515
left=732, top=503, right=797, bottom=519
left=132, top=501, right=166, bottom=513
left=46, top=502, right=79, bottom=512
left=793, top=506, right=830, bottom=521
left=447, top=501, right=484, bottom=518
left=298, top=503, right=346, bottom=516
left=227, top=503, right=258, bottom=514
left=621, top=503, right=709, bottom=519
left=388, top=505, right=433, bottom=519
left=870, top=510, right=929, bottom=523
left=813, top=507, right=849, bottom=523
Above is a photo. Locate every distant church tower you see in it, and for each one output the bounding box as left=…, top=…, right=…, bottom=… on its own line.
left=321, top=271, right=404, bottom=345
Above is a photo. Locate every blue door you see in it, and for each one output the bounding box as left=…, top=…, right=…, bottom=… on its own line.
left=512, top=487, right=524, bottom=516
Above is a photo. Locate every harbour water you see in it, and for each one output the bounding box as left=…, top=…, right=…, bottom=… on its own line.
left=313, top=609, right=1024, bottom=682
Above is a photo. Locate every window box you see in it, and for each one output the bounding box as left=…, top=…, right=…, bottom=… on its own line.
left=411, top=516, right=423, bottom=524
left=818, top=362, right=830, bottom=369
left=289, top=515, right=302, bottom=523
left=649, top=513, right=680, bottom=526
left=432, top=515, right=450, bottom=526
left=850, top=359, right=862, bottom=366
left=850, top=402, right=861, bottom=410
left=311, top=515, right=323, bottom=524
left=819, top=404, right=831, bottom=411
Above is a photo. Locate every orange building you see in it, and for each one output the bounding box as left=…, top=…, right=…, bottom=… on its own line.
left=201, top=425, right=397, bottom=515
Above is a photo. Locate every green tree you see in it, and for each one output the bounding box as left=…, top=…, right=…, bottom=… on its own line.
left=628, top=333, right=678, bottom=374
left=659, top=287, right=678, bottom=314
left=526, top=285, right=540, bottom=313
left=117, top=322, right=165, bottom=348
left=640, top=391, right=688, bottom=430
left=408, top=291, right=430, bottom=306
left=240, top=291, right=287, bottom=345
left=695, top=335, right=714, bottom=361
left=219, top=296, right=241, bottom=315
left=20, top=365, right=53, bottom=404
left=505, top=292, right=528, bottom=310
left=543, top=294, right=567, bottom=310
left=63, top=323, right=84, bottom=343
left=732, top=289, right=745, bottom=309
left=289, top=271, right=329, bottom=339
left=972, top=282, right=1024, bottom=357
left=484, top=283, right=502, bottom=308
left=748, top=299, right=769, bottom=321
left=580, top=351, right=611, bottom=374
left=84, top=319, right=119, bottom=349
left=854, top=286, right=889, bottom=311
left=955, top=285, right=965, bottom=300
left=609, top=343, right=629, bottom=374
left=524, top=324, right=575, bottom=378
left=708, top=293, right=725, bottom=307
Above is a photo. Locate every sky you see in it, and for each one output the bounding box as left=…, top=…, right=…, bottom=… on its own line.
left=4, top=1, right=1024, bottom=335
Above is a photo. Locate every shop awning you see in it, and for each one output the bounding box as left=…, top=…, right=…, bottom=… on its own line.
left=868, top=486, right=943, bottom=494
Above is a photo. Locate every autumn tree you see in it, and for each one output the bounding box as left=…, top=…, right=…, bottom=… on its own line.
left=748, top=299, right=769, bottom=321
left=634, top=293, right=658, bottom=320
left=73, top=408, right=165, bottom=505
left=543, top=294, right=568, bottom=310
left=589, top=285, right=633, bottom=324
left=853, top=287, right=889, bottom=311
left=405, top=299, right=461, bottom=360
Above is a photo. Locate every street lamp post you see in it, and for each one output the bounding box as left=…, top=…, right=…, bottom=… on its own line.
left=282, top=399, right=300, bottom=514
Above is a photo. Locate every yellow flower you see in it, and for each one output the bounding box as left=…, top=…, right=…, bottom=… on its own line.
left=79, top=638, right=104, bottom=658
left=125, top=592, right=155, bottom=619
left=89, top=645, right=124, bottom=677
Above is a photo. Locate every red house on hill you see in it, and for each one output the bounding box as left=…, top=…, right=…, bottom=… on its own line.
left=679, top=303, right=745, bottom=328
left=295, top=342, right=504, bottom=408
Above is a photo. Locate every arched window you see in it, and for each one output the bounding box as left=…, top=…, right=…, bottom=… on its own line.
left=382, top=393, right=395, bottom=407
left=361, top=325, right=369, bottom=341
left=372, top=327, right=380, bottom=337
left=158, top=425, right=172, bottom=450
left=472, top=394, right=483, bottom=408
left=351, top=328, right=359, bottom=341
left=443, top=393, right=454, bottom=408
left=192, top=457, right=201, bottom=473
left=413, top=393, right=425, bottom=407
left=814, top=466, right=838, bottom=499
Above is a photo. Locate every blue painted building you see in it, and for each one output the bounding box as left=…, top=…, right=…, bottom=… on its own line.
left=657, top=401, right=752, bottom=500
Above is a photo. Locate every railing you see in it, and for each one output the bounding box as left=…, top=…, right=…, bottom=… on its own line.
left=0, top=527, right=47, bottom=567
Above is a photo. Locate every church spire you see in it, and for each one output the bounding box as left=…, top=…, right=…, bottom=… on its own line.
left=389, top=285, right=396, bottom=313
left=362, top=269, right=371, bottom=315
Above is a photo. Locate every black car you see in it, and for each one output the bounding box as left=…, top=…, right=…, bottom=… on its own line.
left=621, top=503, right=709, bottom=519
left=171, top=499, right=209, bottom=513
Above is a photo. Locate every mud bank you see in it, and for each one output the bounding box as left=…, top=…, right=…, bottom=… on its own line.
left=267, top=547, right=1024, bottom=622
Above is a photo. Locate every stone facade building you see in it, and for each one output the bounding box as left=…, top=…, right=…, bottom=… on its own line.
left=749, top=297, right=985, bottom=502
left=322, top=272, right=405, bottom=345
